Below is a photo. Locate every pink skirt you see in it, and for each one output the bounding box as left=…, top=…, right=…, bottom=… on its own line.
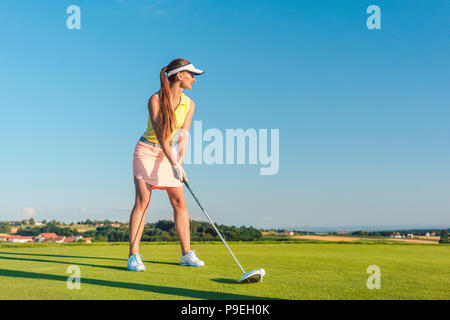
left=133, top=140, right=183, bottom=190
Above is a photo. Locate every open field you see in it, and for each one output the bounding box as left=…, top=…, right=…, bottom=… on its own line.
left=0, top=242, right=448, bottom=300
left=292, top=235, right=375, bottom=242
left=416, top=236, right=441, bottom=241
left=291, top=235, right=439, bottom=244
left=62, top=224, right=97, bottom=232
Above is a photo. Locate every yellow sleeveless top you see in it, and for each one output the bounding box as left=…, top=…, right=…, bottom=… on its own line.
left=142, top=91, right=190, bottom=144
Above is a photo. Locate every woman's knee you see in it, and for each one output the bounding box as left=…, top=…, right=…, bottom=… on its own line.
left=167, top=187, right=187, bottom=210
left=168, top=192, right=187, bottom=210
left=133, top=177, right=152, bottom=209
left=172, top=197, right=187, bottom=211
left=134, top=196, right=150, bottom=211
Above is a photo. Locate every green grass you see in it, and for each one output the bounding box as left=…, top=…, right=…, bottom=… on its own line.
left=0, top=242, right=448, bottom=300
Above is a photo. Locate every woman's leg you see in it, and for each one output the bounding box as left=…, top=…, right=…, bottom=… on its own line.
left=166, top=186, right=190, bottom=255
left=129, top=177, right=152, bottom=257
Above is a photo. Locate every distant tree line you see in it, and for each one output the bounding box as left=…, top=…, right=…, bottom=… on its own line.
left=439, top=230, right=448, bottom=244
left=350, top=231, right=392, bottom=237
left=80, top=220, right=263, bottom=242
left=12, top=220, right=262, bottom=242
left=16, top=223, right=81, bottom=237
left=77, top=219, right=121, bottom=226
left=0, top=222, right=11, bottom=233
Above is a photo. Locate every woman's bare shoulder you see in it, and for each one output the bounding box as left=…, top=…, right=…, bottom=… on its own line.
left=150, top=92, right=160, bottom=101
left=148, top=93, right=160, bottom=109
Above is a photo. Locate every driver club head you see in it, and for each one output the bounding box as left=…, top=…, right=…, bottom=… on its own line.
left=239, top=268, right=266, bottom=284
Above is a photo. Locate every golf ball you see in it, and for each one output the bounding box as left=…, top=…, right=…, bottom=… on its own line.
left=259, top=268, right=266, bottom=277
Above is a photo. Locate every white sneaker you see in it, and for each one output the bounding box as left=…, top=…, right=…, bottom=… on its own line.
left=180, top=250, right=205, bottom=267
left=127, top=254, right=146, bottom=271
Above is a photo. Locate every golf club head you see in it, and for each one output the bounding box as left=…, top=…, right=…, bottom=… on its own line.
left=239, top=269, right=265, bottom=284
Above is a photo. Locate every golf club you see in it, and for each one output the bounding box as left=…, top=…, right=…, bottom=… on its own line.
left=183, top=179, right=265, bottom=284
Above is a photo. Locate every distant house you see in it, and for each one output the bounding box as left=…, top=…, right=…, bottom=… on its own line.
left=83, top=237, right=94, bottom=243
left=109, top=223, right=121, bottom=228
left=35, top=233, right=58, bottom=242
left=54, top=236, right=66, bottom=243
left=431, top=232, right=436, bottom=236
left=1, top=235, right=14, bottom=242
left=12, top=236, right=35, bottom=243
left=0, top=235, right=12, bottom=242
left=95, top=224, right=104, bottom=227
left=391, top=232, right=402, bottom=239
left=64, top=236, right=84, bottom=243
left=407, top=233, right=414, bottom=239
left=34, top=221, right=43, bottom=226
left=425, top=232, right=430, bottom=237
left=0, top=235, right=35, bottom=243
left=43, top=236, right=65, bottom=243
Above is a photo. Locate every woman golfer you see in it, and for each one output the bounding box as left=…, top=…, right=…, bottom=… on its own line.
left=127, top=58, right=205, bottom=271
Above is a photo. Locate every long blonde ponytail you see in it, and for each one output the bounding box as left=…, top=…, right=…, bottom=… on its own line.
left=157, top=58, right=190, bottom=143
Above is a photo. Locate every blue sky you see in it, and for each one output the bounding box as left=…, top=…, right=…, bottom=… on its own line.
left=0, top=0, right=449, bottom=229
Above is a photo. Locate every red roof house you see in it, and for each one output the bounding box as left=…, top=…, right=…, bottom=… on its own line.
left=43, top=236, right=66, bottom=243
left=35, top=233, right=59, bottom=242
left=64, top=236, right=83, bottom=243
left=0, top=235, right=35, bottom=243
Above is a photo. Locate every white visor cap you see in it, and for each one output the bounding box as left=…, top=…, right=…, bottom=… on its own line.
left=167, top=63, right=204, bottom=78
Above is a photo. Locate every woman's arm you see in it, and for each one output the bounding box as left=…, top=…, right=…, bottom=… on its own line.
left=182, top=98, right=195, bottom=132
left=177, top=99, right=196, bottom=162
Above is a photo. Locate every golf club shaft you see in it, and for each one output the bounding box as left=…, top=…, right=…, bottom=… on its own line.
left=184, top=180, right=246, bottom=275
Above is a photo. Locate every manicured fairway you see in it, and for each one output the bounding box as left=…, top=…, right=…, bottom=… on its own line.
left=0, top=242, right=448, bottom=300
